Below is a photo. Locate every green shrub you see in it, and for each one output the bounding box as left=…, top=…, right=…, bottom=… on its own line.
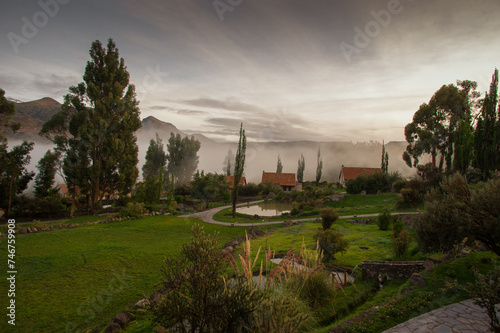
left=468, top=263, right=500, bottom=332
left=174, top=194, right=184, bottom=204
left=120, top=202, right=145, bottom=218
left=393, top=179, right=408, bottom=193
left=253, top=288, right=317, bottom=333
left=393, top=218, right=404, bottom=238
left=393, top=230, right=412, bottom=260
left=397, top=179, right=426, bottom=207
left=314, top=229, right=349, bottom=262
left=346, top=171, right=403, bottom=195
left=377, top=209, right=392, bottom=231
left=150, top=225, right=261, bottom=332
left=238, top=183, right=260, bottom=197
left=319, top=207, right=339, bottom=230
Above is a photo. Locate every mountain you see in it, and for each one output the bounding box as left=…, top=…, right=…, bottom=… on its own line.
left=137, top=116, right=217, bottom=146
left=5, top=97, right=61, bottom=141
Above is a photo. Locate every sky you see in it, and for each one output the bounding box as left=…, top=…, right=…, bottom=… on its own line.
left=1, top=0, right=500, bottom=143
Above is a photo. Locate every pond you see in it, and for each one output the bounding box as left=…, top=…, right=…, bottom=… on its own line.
left=236, top=202, right=293, bottom=217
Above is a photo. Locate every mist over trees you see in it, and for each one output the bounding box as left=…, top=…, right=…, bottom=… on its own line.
left=297, top=154, right=305, bottom=183
left=166, top=133, right=201, bottom=185
left=222, top=149, right=234, bottom=176
left=40, top=38, right=142, bottom=210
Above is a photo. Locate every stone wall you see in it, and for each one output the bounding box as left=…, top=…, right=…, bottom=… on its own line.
left=359, top=260, right=426, bottom=281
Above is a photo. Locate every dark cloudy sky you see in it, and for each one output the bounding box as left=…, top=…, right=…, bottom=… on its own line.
left=1, top=0, right=500, bottom=142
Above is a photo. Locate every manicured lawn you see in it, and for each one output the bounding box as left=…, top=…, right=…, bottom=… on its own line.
left=0, top=216, right=247, bottom=333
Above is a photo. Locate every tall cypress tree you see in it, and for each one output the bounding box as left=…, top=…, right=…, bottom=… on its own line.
left=232, top=123, right=246, bottom=217
left=297, top=154, right=305, bottom=183
left=276, top=155, right=283, bottom=173
left=41, top=39, right=142, bottom=209
left=474, top=69, right=498, bottom=178
left=381, top=141, right=389, bottom=173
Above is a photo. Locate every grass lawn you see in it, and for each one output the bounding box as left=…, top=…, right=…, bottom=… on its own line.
left=244, top=219, right=400, bottom=269
left=0, top=215, right=248, bottom=333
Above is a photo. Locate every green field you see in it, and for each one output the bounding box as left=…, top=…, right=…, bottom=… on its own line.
left=0, top=216, right=248, bottom=333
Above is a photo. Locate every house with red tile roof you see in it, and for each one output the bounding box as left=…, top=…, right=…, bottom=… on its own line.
left=338, top=166, right=381, bottom=187
left=261, top=172, right=301, bottom=191
left=226, top=176, right=247, bottom=189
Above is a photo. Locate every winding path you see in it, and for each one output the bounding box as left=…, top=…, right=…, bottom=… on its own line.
left=181, top=201, right=419, bottom=227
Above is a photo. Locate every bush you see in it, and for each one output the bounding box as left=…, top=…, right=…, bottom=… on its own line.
left=468, top=263, right=500, bottom=332
left=314, top=229, right=349, bottom=262
left=377, top=209, right=392, bottom=231
left=319, top=207, right=338, bottom=230
left=238, top=183, right=260, bottom=197
left=392, top=230, right=412, bottom=260
left=259, top=181, right=283, bottom=196
left=345, top=171, right=403, bottom=195
left=393, top=218, right=404, bottom=238
left=150, top=225, right=261, bottom=332
left=120, top=202, right=145, bottom=218
left=393, top=179, right=408, bottom=193
left=397, top=179, right=426, bottom=207
left=174, top=194, right=184, bottom=204
left=253, top=288, right=316, bottom=333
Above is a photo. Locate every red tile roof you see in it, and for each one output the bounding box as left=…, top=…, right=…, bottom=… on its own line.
left=261, top=172, right=297, bottom=186
left=340, top=167, right=381, bottom=180
left=226, top=176, right=247, bottom=189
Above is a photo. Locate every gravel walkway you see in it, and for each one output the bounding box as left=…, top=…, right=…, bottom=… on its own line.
left=383, top=299, right=494, bottom=333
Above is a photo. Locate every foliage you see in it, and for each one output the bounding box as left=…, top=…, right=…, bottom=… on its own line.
left=0, top=88, right=20, bottom=136
left=392, top=179, right=407, bottom=193
left=222, top=148, right=234, bottom=176
left=190, top=171, right=229, bottom=205
left=392, top=218, right=404, bottom=238
left=238, top=182, right=261, bottom=197
left=259, top=181, right=282, bottom=196
left=120, top=202, right=145, bottom=218
left=142, top=134, right=166, bottom=204
left=403, top=82, right=477, bottom=171
left=346, top=171, right=402, bottom=195
left=316, top=147, right=323, bottom=186
left=397, top=179, right=426, bottom=207
left=232, top=123, right=247, bottom=217
left=34, top=149, right=60, bottom=199
left=253, top=288, right=316, bottom=333
left=381, top=141, right=389, bottom=173
left=297, top=154, right=305, bottom=183
left=150, top=225, right=261, bottom=332
left=320, top=207, right=339, bottom=230
left=134, top=177, right=162, bottom=204
left=468, top=263, right=500, bottom=332
left=40, top=39, right=142, bottom=209
left=275, top=154, right=283, bottom=173
left=416, top=162, right=443, bottom=188
left=166, top=133, right=200, bottom=185
left=0, top=139, right=35, bottom=214
left=473, top=68, right=499, bottom=179
left=314, top=229, right=349, bottom=262
left=377, top=209, right=392, bottom=231
left=392, top=230, right=412, bottom=260
left=415, top=173, right=500, bottom=255
left=453, top=119, right=474, bottom=174
left=9, top=195, right=67, bottom=219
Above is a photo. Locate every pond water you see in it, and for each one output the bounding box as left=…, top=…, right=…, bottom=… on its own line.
left=236, top=202, right=293, bottom=217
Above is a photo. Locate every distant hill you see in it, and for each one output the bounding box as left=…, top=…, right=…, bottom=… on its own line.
left=137, top=116, right=217, bottom=146
left=5, top=97, right=61, bottom=141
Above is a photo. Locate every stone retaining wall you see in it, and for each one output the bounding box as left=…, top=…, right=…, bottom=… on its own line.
left=359, top=260, right=426, bottom=280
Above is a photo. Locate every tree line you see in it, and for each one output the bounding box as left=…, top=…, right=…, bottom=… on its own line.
left=403, top=70, right=500, bottom=179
